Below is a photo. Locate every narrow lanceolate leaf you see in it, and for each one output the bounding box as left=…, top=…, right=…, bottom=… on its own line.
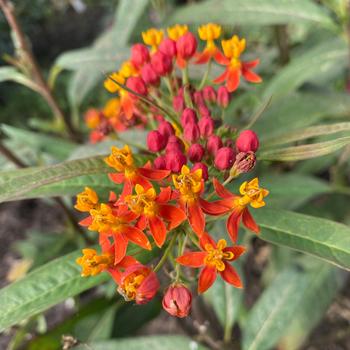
left=73, top=336, right=209, bottom=350
left=263, top=39, right=347, bottom=100
left=263, top=122, right=350, bottom=148
left=254, top=208, right=350, bottom=270
left=169, top=0, right=335, bottom=27
left=0, top=156, right=110, bottom=203
left=0, top=247, right=155, bottom=332
left=258, top=136, right=350, bottom=161
left=242, top=262, right=344, bottom=350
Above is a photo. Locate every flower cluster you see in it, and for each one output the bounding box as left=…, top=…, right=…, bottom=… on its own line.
left=76, top=24, right=268, bottom=318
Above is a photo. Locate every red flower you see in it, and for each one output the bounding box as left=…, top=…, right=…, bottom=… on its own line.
left=162, top=284, right=192, bottom=318
left=177, top=233, right=245, bottom=293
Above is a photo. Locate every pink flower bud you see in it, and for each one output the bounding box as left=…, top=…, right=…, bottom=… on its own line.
left=192, top=162, right=208, bottom=181
left=131, top=44, right=150, bottom=68
left=165, top=151, right=187, bottom=173
left=173, top=94, right=185, bottom=113
left=159, top=38, right=177, bottom=58
left=207, top=135, right=223, bottom=155
left=217, top=86, right=230, bottom=108
left=126, top=76, right=147, bottom=97
left=147, top=130, right=165, bottom=152
left=141, top=63, right=160, bottom=85
left=199, top=116, right=214, bottom=137
left=236, top=130, right=259, bottom=152
left=158, top=120, right=175, bottom=141
left=214, top=147, right=235, bottom=170
left=202, top=86, right=216, bottom=103
left=151, top=51, right=173, bottom=76
left=188, top=143, right=205, bottom=163
left=166, top=135, right=184, bottom=153
left=176, top=32, right=197, bottom=61
left=162, top=284, right=192, bottom=318
left=184, top=123, right=200, bottom=143
left=154, top=155, right=167, bottom=170
left=230, top=151, right=256, bottom=177
left=181, top=108, right=198, bottom=127
left=193, top=91, right=204, bottom=107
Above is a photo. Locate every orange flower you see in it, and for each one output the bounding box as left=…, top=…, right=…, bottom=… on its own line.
left=195, top=23, right=222, bottom=64
left=214, top=35, right=262, bottom=92
left=75, top=187, right=99, bottom=212
left=142, top=28, right=164, bottom=53
left=177, top=233, right=245, bottom=293
left=105, top=145, right=170, bottom=195
left=125, top=184, right=186, bottom=247
left=76, top=248, right=113, bottom=277
left=204, top=178, right=269, bottom=242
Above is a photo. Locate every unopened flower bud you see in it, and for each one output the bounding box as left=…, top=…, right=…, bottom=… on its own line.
left=158, top=120, right=175, bottom=141
left=217, top=86, right=230, bottom=108
left=165, top=151, right=187, bottom=173
left=151, top=51, right=173, bottom=76
left=181, top=108, right=198, bottom=126
left=159, top=38, right=177, bottom=58
left=126, top=76, right=147, bottom=97
left=207, top=135, right=223, bottom=155
left=176, top=32, right=197, bottom=61
left=154, top=155, right=167, bottom=170
left=188, top=143, right=205, bottom=163
left=202, top=86, right=216, bottom=103
left=184, top=123, right=200, bottom=143
left=173, top=94, right=185, bottom=113
left=230, top=151, right=256, bottom=177
left=193, top=91, right=205, bottom=107
left=141, top=63, right=160, bottom=85
left=236, top=130, right=259, bottom=152
left=192, top=162, right=208, bottom=181
left=166, top=135, right=184, bottom=153
left=131, top=43, right=150, bottom=68
left=147, top=130, right=165, bottom=152
left=162, top=284, right=192, bottom=318
left=214, top=147, right=235, bottom=170
left=199, top=116, right=214, bottom=137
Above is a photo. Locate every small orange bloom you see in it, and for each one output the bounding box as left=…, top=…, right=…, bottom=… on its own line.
left=142, top=28, right=164, bottom=52
left=195, top=23, right=222, bottom=64
left=76, top=248, right=113, bottom=277
left=177, top=233, right=245, bottom=293
left=74, top=187, right=99, bottom=212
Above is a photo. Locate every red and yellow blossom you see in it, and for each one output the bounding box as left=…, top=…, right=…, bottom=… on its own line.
left=206, top=178, right=269, bottom=243
left=125, top=184, right=186, bottom=247
left=177, top=233, right=245, bottom=293
left=74, top=187, right=99, bottom=212
left=105, top=145, right=170, bottom=195
left=167, top=24, right=188, bottom=41
left=142, top=28, right=164, bottom=53
left=214, top=35, right=262, bottom=92
left=76, top=248, right=114, bottom=277
left=196, top=23, right=222, bottom=64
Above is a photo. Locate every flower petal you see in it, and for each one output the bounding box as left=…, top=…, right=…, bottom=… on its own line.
left=226, top=208, right=243, bottom=243
left=114, top=233, right=128, bottom=264
left=109, top=173, right=125, bottom=184
left=213, top=178, right=234, bottom=199
left=242, top=208, right=260, bottom=234
left=220, top=262, right=243, bottom=288
left=223, top=245, right=246, bottom=261
left=243, top=59, right=260, bottom=69
left=79, top=215, right=92, bottom=226
left=214, top=50, right=230, bottom=65
left=124, top=226, right=151, bottom=250
left=158, top=204, right=186, bottom=230
left=176, top=251, right=206, bottom=267
left=242, top=66, right=262, bottom=83
left=226, top=68, right=240, bottom=92
left=138, top=167, right=170, bottom=180
left=157, top=186, right=172, bottom=203
left=149, top=216, right=167, bottom=248
left=199, top=197, right=230, bottom=215
left=188, top=203, right=205, bottom=236
left=198, top=266, right=217, bottom=293
left=199, top=232, right=217, bottom=251
left=195, top=49, right=211, bottom=64
left=213, top=69, right=228, bottom=84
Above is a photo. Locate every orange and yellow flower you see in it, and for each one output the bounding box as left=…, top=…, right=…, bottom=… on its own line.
left=142, top=28, right=164, bottom=53
left=167, top=24, right=188, bottom=41
left=195, top=23, right=222, bottom=64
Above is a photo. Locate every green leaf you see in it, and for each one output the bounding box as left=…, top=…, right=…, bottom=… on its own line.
left=0, top=66, right=43, bottom=92
left=263, top=122, right=350, bottom=148
left=0, top=246, right=155, bottom=332
left=254, top=208, right=350, bottom=270
left=263, top=39, right=347, bottom=100
left=0, top=156, right=110, bottom=203
left=74, top=336, right=209, bottom=350
left=242, top=262, right=344, bottom=350
left=169, top=0, right=335, bottom=27
left=258, top=136, right=350, bottom=161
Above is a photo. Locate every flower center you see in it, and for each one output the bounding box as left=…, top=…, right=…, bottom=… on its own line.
left=76, top=249, right=113, bottom=277
left=119, top=272, right=146, bottom=301
left=204, top=239, right=234, bottom=271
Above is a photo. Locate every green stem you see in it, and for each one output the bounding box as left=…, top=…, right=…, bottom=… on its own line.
left=198, top=60, right=212, bottom=90
left=154, top=232, right=178, bottom=272
left=164, top=76, right=175, bottom=98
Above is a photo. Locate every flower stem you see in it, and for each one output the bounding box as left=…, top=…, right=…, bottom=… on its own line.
left=198, top=60, right=212, bottom=90
left=154, top=231, right=179, bottom=272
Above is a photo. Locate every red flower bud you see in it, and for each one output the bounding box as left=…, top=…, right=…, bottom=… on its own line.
left=202, top=86, right=216, bottom=103
left=154, top=155, right=167, bottom=170
left=217, top=86, right=230, bottom=108
left=214, top=147, right=235, bottom=170
left=118, top=264, right=159, bottom=305
left=165, top=150, right=187, bottom=173
left=176, top=32, right=197, bottom=61
left=159, top=38, right=177, bottom=58
left=126, top=76, right=147, bottom=97
left=131, top=43, right=150, bottom=68
left=207, top=135, right=223, bottom=155
left=173, top=94, right=185, bottom=113
left=158, top=120, right=175, bottom=141
left=188, top=143, right=205, bottom=163
left=192, top=162, right=208, bottom=181
left=151, top=51, right=173, bottom=76
left=162, top=284, right=192, bottom=318
left=147, top=130, right=165, bottom=152
left=184, top=123, right=200, bottom=143
left=193, top=91, right=205, bottom=107
left=141, top=63, right=160, bottom=85
left=181, top=108, right=198, bottom=127
left=236, top=130, right=259, bottom=152
left=199, top=116, right=214, bottom=137
left=231, top=151, right=256, bottom=177
left=199, top=104, right=210, bottom=118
